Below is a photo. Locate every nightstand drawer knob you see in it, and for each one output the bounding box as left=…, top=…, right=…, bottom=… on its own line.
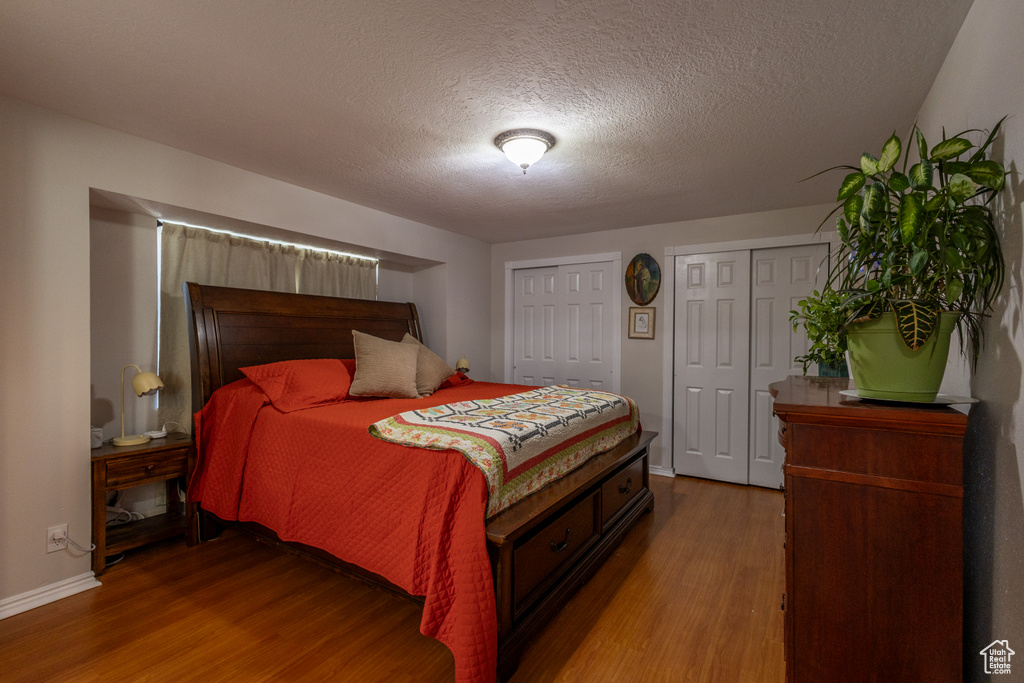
left=146, top=464, right=155, bottom=472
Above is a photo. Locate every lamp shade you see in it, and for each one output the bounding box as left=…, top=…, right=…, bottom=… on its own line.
left=501, top=138, right=547, bottom=168
left=494, top=129, right=555, bottom=173
left=456, top=354, right=470, bottom=373
left=131, top=371, right=163, bottom=397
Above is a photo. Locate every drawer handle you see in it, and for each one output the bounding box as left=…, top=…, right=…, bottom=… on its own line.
left=146, top=464, right=155, bottom=472
left=550, top=527, right=573, bottom=553
left=618, top=477, right=632, bottom=495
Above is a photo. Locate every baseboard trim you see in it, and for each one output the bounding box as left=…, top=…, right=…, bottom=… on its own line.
left=650, top=466, right=675, bottom=478
left=0, top=573, right=101, bottom=620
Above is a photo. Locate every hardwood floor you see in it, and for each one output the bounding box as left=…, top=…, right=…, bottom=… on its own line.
left=0, top=475, right=784, bottom=682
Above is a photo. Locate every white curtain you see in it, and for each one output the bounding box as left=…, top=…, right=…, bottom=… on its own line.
left=297, top=248, right=377, bottom=299
left=158, top=222, right=377, bottom=431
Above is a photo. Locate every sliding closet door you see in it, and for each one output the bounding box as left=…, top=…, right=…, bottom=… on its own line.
left=559, top=262, right=615, bottom=390
left=672, top=251, right=752, bottom=484
left=513, top=262, right=617, bottom=390
left=513, top=267, right=558, bottom=386
left=672, top=242, right=829, bottom=487
left=747, top=243, right=829, bottom=488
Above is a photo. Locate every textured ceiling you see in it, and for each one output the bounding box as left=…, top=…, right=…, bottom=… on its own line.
left=0, top=0, right=973, bottom=243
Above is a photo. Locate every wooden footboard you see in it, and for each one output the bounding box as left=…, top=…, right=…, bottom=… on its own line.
left=487, top=430, right=655, bottom=680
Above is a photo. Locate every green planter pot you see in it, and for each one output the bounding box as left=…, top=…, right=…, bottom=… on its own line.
left=846, top=311, right=958, bottom=402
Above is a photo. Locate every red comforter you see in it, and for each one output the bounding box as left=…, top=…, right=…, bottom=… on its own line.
left=189, top=380, right=534, bottom=683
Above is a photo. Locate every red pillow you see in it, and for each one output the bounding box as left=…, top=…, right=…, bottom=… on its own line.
left=241, top=359, right=353, bottom=412
left=437, top=371, right=474, bottom=390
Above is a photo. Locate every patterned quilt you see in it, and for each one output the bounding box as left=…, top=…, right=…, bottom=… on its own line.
left=370, top=385, right=640, bottom=517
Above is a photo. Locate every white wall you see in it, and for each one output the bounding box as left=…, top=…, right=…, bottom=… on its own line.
left=90, top=208, right=160, bottom=441
left=90, top=209, right=164, bottom=519
left=490, top=204, right=833, bottom=471
left=377, top=262, right=414, bottom=303
left=0, top=95, right=491, bottom=603
left=914, top=0, right=1024, bottom=673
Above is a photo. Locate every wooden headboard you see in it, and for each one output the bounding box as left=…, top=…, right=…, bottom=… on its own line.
left=184, top=282, right=422, bottom=410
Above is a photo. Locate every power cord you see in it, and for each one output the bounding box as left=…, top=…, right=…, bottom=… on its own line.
left=106, top=506, right=145, bottom=526
left=67, top=536, right=96, bottom=553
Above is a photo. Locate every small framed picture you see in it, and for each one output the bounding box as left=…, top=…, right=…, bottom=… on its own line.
left=628, top=306, right=656, bottom=339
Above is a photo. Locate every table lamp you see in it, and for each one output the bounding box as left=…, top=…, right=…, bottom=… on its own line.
left=113, top=364, right=164, bottom=447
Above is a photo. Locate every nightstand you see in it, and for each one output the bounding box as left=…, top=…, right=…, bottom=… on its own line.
left=90, top=433, right=197, bottom=575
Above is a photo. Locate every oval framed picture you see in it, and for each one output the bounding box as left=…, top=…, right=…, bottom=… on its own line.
left=625, top=253, right=661, bottom=306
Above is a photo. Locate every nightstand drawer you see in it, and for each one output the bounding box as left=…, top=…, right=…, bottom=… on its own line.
left=105, top=449, right=189, bottom=487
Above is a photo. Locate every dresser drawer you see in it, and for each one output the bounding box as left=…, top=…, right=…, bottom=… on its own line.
left=601, top=456, right=644, bottom=528
left=514, top=491, right=598, bottom=613
left=105, top=448, right=189, bottom=488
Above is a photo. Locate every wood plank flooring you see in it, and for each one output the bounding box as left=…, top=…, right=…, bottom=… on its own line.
left=0, top=475, right=784, bottom=682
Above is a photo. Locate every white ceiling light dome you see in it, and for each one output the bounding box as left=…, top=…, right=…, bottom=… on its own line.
left=494, top=129, right=556, bottom=174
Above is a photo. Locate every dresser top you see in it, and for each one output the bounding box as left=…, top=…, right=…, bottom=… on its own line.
left=769, top=375, right=969, bottom=431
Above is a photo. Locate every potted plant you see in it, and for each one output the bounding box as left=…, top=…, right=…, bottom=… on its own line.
left=792, top=118, right=1006, bottom=401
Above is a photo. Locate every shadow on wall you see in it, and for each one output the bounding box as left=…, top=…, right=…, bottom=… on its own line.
left=964, top=157, right=1024, bottom=681
left=91, top=384, right=114, bottom=431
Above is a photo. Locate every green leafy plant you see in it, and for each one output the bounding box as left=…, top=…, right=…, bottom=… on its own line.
left=792, top=118, right=1006, bottom=373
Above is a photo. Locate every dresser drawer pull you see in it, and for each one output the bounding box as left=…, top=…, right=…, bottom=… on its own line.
left=550, top=528, right=573, bottom=553
left=618, top=478, right=632, bottom=495
left=146, top=464, right=155, bottom=472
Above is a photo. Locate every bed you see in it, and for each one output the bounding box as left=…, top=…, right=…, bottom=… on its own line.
left=184, top=282, right=655, bottom=682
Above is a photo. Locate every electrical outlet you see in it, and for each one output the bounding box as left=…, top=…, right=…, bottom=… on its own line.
left=46, top=524, right=68, bottom=553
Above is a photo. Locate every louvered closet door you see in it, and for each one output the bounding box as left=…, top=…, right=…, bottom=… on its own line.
left=513, top=267, right=558, bottom=386
left=673, top=251, right=752, bottom=484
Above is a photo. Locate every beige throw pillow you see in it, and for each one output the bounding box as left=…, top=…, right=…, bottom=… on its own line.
left=349, top=330, right=420, bottom=398
left=402, top=333, right=455, bottom=396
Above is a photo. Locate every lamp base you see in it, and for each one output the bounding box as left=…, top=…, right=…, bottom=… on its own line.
left=113, top=434, right=151, bottom=447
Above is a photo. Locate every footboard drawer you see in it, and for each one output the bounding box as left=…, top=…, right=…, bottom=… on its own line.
left=513, top=491, right=599, bottom=614
left=601, top=455, right=645, bottom=529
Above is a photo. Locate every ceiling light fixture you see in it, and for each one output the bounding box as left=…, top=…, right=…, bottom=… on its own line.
left=494, top=129, right=556, bottom=174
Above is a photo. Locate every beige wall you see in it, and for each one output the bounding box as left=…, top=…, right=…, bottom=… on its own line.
left=490, top=204, right=833, bottom=471
left=915, top=0, right=1024, bottom=671
left=0, top=95, right=491, bottom=602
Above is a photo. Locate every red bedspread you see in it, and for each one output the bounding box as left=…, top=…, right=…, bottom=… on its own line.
left=189, top=380, right=537, bottom=683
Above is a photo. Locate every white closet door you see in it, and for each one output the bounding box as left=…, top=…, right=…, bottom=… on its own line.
left=748, top=243, right=829, bottom=488
left=559, top=262, right=615, bottom=390
left=513, top=262, right=617, bottom=390
left=673, top=251, right=751, bottom=484
left=513, top=267, right=558, bottom=386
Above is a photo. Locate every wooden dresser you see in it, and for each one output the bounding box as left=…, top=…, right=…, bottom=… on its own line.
left=770, top=376, right=967, bottom=682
